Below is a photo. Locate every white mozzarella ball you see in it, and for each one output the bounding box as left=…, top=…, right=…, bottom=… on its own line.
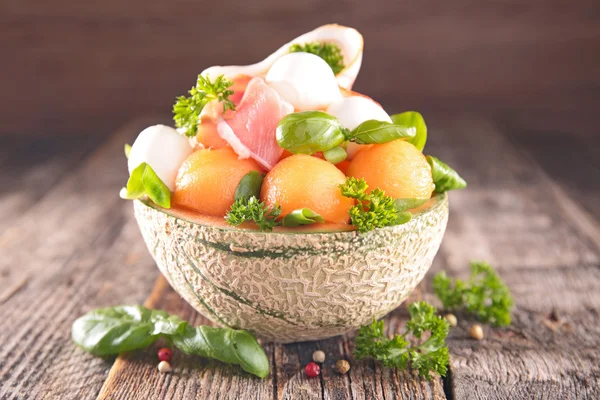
left=128, top=125, right=193, bottom=191
left=326, top=96, right=391, bottom=131
left=327, top=96, right=392, bottom=160
left=266, top=53, right=341, bottom=110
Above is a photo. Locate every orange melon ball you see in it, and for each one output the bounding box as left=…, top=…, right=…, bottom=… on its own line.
left=173, top=148, right=262, bottom=216
left=347, top=140, right=435, bottom=199
left=261, top=155, right=354, bottom=224
left=335, top=160, right=351, bottom=175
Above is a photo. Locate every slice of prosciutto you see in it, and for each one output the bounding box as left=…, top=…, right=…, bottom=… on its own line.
left=202, top=24, right=363, bottom=91
left=217, top=77, right=293, bottom=170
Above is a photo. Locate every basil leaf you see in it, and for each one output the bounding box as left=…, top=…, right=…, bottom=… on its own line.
left=123, top=162, right=172, bottom=208
left=281, top=208, right=325, bottom=227
left=124, top=144, right=132, bottom=159
left=173, top=325, right=270, bottom=378
left=126, top=163, right=147, bottom=199
left=71, top=305, right=186, bottom=356
left=394, top=211, right=413, bottom=225
left=347, top=119, right=415, bottom=144
left=234, top=171, right=264, bottom=201
left=142, top=164, right=171, bottom=208
left=276, top=111, right=346, bottom=154
left=72, top=305, right=271, bottom=378
left=323, top=146, right=347, bottom=164
left=426, top=156, right=467, bottom=193
left=394, top=198, right=428, bottom=212
left=391, top=112, right=427, bottom=151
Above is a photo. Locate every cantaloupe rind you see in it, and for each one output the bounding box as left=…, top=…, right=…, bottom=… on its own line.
left=133, top=193, right=448, bottom=343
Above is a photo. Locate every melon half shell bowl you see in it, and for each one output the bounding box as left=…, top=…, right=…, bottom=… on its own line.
left=133, top=193, right=448, bottom=343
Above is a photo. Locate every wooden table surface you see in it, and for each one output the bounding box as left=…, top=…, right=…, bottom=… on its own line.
left=1, top=114, right=599, bottom=399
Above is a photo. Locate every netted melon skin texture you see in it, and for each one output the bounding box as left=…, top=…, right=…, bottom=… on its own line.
left=134, top=194, right=448, bottom=343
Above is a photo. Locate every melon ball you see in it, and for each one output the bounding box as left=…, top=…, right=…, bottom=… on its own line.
left=172, top=148, right=262, bottom=216
left=347, top=140, right=435, bottom=199
left=261, top=154, right=354, bottom=224
left=128, top=125, right=193, bottom=191
left=265, top=53, right=341, bottom=110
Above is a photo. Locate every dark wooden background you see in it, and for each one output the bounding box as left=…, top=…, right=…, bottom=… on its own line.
left=2, top=0, right=599, bottom=137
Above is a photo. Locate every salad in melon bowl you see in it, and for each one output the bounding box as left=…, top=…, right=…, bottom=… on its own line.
left=121, top=24, right=466, bottom=343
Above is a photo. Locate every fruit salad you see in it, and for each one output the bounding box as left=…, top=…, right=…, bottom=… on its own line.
left=121, top=24, right=466, bottom=233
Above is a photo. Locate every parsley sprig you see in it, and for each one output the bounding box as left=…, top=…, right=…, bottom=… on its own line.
left=225, top=197, right=281, bottom=232
left=289, top=42, right=345, bottom=74
left=340, top=177, right=412, bottom=232
left=173, top=74, right=236, bottom=137
left=433, top=261, right=513, bottom=326
left=354, top=302, right=450, bottom=379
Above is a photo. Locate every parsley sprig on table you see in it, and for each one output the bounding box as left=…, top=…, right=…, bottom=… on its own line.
left=289, top=42, right=345, bottom=74
left=173, top=74, right=236, bottom=137
left=433, top=261, right=513, bottom=326
left=225, top=197, right=282, bottom=232
left=354, top=302, right=450, bottom=379
left=340, top=177, right=412, bottom=232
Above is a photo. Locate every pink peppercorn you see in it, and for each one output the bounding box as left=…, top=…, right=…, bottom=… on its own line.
left=158, top=347, right=172, bottom=362
left=305, top=362, right=320, bottom=377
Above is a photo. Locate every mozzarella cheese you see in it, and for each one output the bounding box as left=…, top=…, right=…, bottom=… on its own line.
left=266, top=53, right=341, bottom=110
left=326, top=96, right=391, bottom=130
left=327, top=96, right=392, bottom=160
left=128, top=125, right=193, bottom=191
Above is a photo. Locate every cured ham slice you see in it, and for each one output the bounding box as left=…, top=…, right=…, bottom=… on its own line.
left=202, top=24, right=363, bottom=90
left=217, top=77, right=293, bottom=170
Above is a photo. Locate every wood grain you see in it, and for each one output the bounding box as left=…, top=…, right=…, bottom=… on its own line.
left=2, top=0, right=599, bottom=136
left=0, top=118, right=164, bottom=399
left=96, top=275, right=445, bottom=400
left=426, top=116, right=600, bottom=399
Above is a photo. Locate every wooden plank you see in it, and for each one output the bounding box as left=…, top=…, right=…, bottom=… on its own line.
left=426, top=116, right=599, bottom=269
left=98, top=275, right=446, bottom=400
left=500, top=123, right=600, bottom=220
left=425, top=116, right=600, bottom=399
left=0, top=118, right=165, bottom=399
left=0, top=134, right=102, bottom=229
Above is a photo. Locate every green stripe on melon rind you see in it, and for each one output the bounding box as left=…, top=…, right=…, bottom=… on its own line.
left=192, top=236, right=352, bottom=259
left=172, top=253, right=230, bottom=326
left=181, top=252, right=300, bottom=326
left=191, top=231, right=388, bottom=260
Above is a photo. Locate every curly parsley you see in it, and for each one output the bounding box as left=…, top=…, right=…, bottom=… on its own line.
left=433, top=261, right=513, bottom=326
left=225, top=197, right=281, bottom=232
left=173, top=74, right=236, bottom=137
left=354, top=302, right=450, bottom=379
left=289, top=42, right=345, bottom=74
left=340, top=177, right=412, bottom=232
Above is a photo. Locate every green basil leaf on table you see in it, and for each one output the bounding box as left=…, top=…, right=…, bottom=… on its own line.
left=121, top=162, right=172, bottom=208
left=173, top=325, right=270, bottom=378
left=124, top=144, right=132, bottom=159
left=234, top=171, right=264, bottom=201
left=346, top=119, right=416, bottom=145
left=71, top=305, right=187, bottom=356
left=323, top=146, right=347, bottom=164
left=276, top=111, right=347, bottom=154
left=281, top=208, right=325, bottom=227
left=426, top=156, right=467, bottom=193
left=394, top=198, right=428, bottom=212
left=390, top=112, right=427, bottom=151
left=72, top=305, right=270, bottom=378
